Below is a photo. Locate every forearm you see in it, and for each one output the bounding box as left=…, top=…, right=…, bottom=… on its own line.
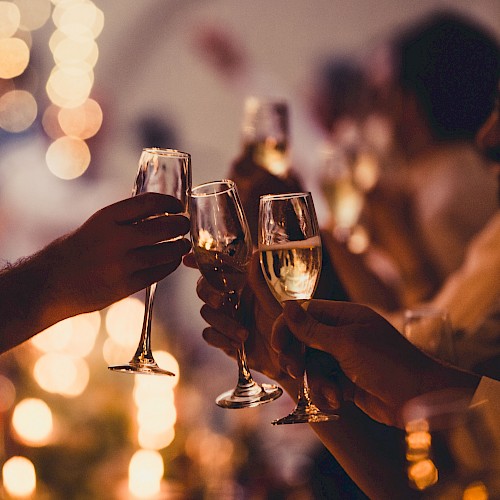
left=0, top=239, right=69, bottom=354
left=310, top=403, right=421, bottom=500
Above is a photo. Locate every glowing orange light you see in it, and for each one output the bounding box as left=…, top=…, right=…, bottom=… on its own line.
left=0, top=2, right=21, bottom=38
left=46, top=135, right=91, bottom=179
left=0, top=89, right=37, bottom=133
left=58, top=98, right=103, bottom=139
left=42, top=103, right=65, bottom=139
left=3, top=456, right=36, bottom=497
left=13, top=0, right=52, bottom=31
left=0, top=37, right=30, bottom=79
left=12, top=398, right=53, bottom=446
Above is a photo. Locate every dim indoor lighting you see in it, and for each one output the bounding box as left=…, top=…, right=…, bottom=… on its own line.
left=0, top=37, right=30, bottom=79
left=12, top=398, right=53, bottom=446
left=0, top=2, right=21, bottom=38
left=0, top=89, right=37, bottom=133
left=46, top=135, right=91, bottom=179
left=2, top=456, right=36, bottom=498
left=105, top=297, right=145, bottom=347
left=128, top=449, right=164, bottom=498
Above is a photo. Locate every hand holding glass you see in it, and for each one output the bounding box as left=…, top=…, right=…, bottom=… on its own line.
left=259, top=192, right=339, bottom=424
left=108, top=148, right=191, bottom=375
left=190, top=180, right=283, bottom=408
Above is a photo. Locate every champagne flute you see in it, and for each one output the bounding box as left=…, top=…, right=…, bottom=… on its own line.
left=242, top=96, right=291, bottom=177
left=258, top=192, right=339, bottom=424
left=190, top=179, right=283, bottom=408
left=109, top=148, right=191, bottom=375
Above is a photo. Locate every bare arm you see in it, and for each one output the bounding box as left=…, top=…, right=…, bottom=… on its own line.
left=0, top=193, right=191, bottom=354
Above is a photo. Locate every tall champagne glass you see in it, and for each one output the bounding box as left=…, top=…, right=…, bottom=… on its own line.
left=259, top=192, right=339, bottom=424
left=190, top=180, right=283, bottom=408
left=109, top=148, right=191, bottom=375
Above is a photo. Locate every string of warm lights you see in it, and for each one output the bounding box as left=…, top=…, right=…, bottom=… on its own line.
left=0, top=2, right=182, bottom=497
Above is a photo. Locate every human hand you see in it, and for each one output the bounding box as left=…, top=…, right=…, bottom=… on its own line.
left=273, top=300, right=479, bottom=426
left=191, top=251, right=293, bottom=386
left=46, top=192, right=191, bottom=318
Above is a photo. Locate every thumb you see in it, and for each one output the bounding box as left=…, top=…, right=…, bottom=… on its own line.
left=282, top=301, right=337, bottom=357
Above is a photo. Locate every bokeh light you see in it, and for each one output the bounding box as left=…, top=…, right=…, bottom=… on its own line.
left=0, top=37, right=30, bottom=79
left=12, top=398, right=53, bottom=446
left=2, top=456, right=36, bottom=498
left=0, top=1, right=21, bottom=38
left=128, top=449, right=164, bottom=498
left=105, top=297, right=145, bottom=347
left=138, top=426, right=175, bottom=451
left=151, top=351, right=179, bottom=387
left=42, top=103, right=65, bottom=139
left=13, top=0, right=52, bottom=31
left=32, top=312, right=101, bottom=357
left=58, top=98, right=103, bottom=139
left=407, top=459, right=438, bottom=491
left=46, top=135, right=91, bottom=179
left=52, top=32, right=98, bottom=67
left=33, top=352, right=90, bottom=396
left=137, top=398, right=177, bottom=431
left=46, top=64, right=94, bottom=108
left=0, top=374, right=16, bottom=413
left=0, top=89, right=37, bottom=132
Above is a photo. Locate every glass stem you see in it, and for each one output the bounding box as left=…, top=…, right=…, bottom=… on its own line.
left=297, top=372, right=312, bottom=408
left=224, top=293, right=255, bottom=387
left=296, top=343, right=313, bottom=408
left=133, top=282, right=157, bottom=363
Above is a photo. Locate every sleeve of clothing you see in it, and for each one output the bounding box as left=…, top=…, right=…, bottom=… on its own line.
left=431, top=212, right=500, bottom=370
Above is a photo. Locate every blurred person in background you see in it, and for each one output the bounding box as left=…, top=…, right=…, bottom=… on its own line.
left=201, top=10, right=500, bottom=373
left=361, top=10, right=499, bottom=305
left=190, top=74, right=500, bottom=499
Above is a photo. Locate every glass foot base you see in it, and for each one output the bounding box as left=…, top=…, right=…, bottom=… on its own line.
left=216, top=383, right=283, bottom=409
left=272, top=403, right=339, bottom=425
left=108, top=362, right=175, bottom=376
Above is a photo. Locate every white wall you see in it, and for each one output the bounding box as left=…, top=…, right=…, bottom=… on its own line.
left=93, top=0, right=500, bottom=189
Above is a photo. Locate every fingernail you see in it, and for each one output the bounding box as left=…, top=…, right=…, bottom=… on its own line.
left=284, top=301, right=306, bottom=323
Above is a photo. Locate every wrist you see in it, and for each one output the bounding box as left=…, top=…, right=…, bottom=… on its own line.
left=419, top=358, right=481, bottom=400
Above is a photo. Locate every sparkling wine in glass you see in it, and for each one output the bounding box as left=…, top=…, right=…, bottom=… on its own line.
left=108, top=148, right=191, bottom=375
left=259, top=192, right=339, bottom=424
left=242, top=96, right=291, bottom=177
left=190, top=179, right=283, bottom=408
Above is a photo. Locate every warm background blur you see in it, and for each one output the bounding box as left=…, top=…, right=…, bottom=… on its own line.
left=0, top=1, right=499, bottom=499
